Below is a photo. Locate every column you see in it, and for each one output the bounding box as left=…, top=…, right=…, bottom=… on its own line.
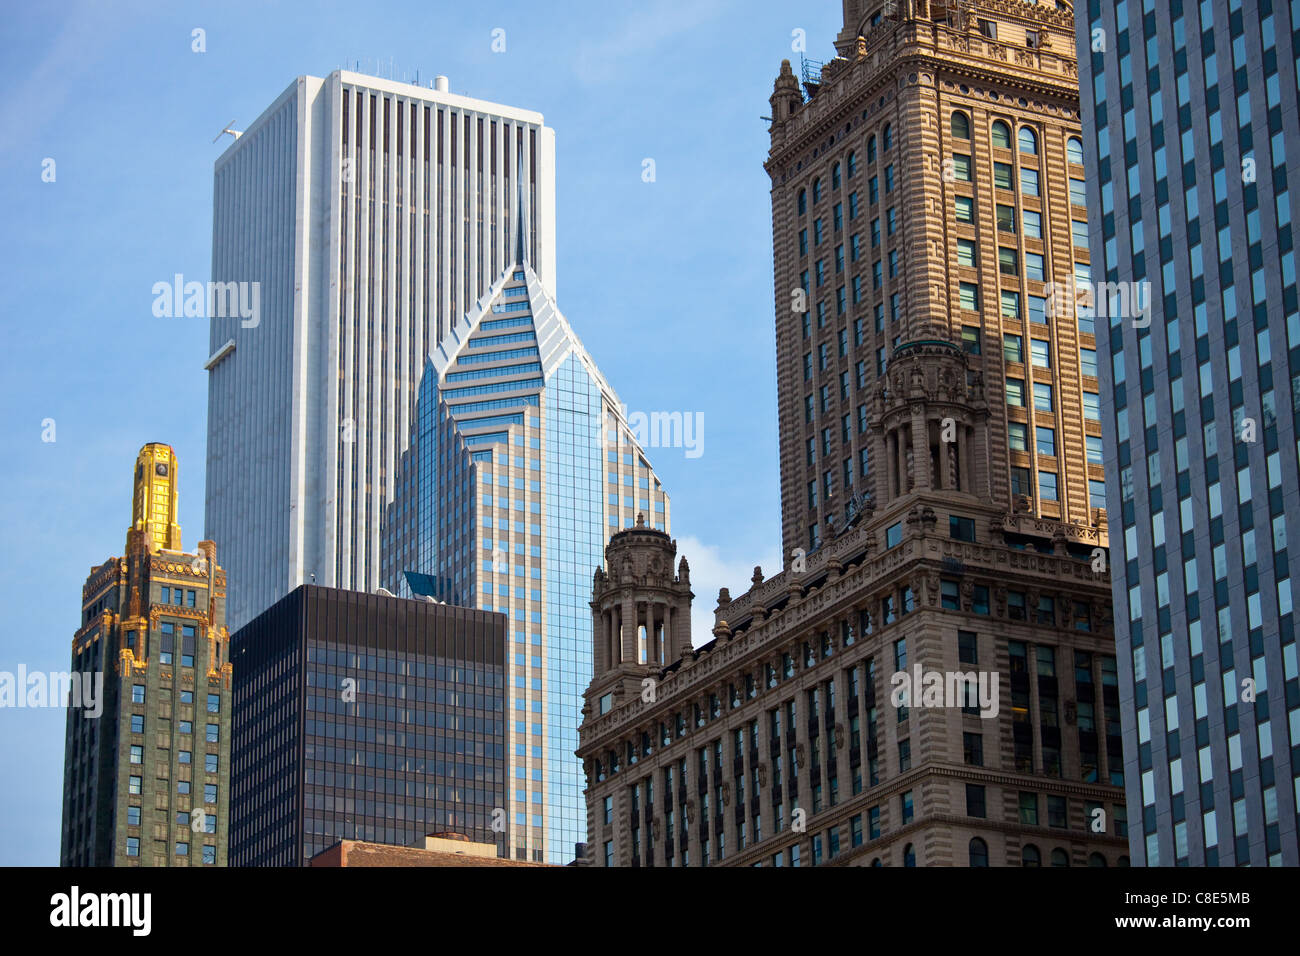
left=911, top=409, right=931, bottom=491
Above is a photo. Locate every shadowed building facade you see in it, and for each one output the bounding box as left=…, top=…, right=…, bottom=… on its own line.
left=228, top=585, right=506, bottom=866
left=1077, top=0, right=1300, bottom=865
left=61, top=443, right=232, bottom=867
left=579, top=0, right=1128, bottom=867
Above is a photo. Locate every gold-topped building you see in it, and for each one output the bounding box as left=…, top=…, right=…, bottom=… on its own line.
left=130, top=443, right=183, bottom=554
left=60, top=443, right=232, bottom=866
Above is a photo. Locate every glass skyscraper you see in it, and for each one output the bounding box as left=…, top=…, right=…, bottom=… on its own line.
left=1077, top=0, right=1300, bottom=864
left=228, top=585, right=506, bottom=866
left=383, top=236, right=670, bottom=863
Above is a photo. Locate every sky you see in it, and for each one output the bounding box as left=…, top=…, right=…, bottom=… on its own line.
left=0, top=0, right=842, bottom=864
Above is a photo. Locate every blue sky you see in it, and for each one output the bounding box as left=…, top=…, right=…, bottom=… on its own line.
left=0, top=0, right=841, bottom=864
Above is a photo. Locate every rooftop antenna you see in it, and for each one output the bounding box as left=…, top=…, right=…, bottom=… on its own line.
left=212, top=120, right=242, bottom=143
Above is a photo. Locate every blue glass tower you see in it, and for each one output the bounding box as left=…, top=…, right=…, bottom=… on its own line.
left=383, top=206, right=670, bottom=863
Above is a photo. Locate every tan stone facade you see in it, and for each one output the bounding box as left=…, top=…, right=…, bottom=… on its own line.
left=771, top=0, right=1103, bottom=557
left=577, top=0, right=1128, bottom=868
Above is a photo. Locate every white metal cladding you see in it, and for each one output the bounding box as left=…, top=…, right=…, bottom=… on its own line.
left=206, top=71, right=557, bottom=632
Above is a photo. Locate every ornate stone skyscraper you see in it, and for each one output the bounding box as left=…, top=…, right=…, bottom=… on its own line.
left=579, top=0, right=1129, bottom=867
left=61, top=444, right=232, bottom=866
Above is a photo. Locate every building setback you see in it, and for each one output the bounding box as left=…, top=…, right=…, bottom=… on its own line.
left=228, top=585, right=506, bottom=866
left=204, top=71, right=557, bottom=634
left=1077, top=0, right=1300, bottom=865
left=61, top=443, right=232, bottom=867
left=576, top=0, right=1130, bottom=867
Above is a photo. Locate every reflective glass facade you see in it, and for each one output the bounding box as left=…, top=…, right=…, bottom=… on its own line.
left=384, top=265, right=670, bottom=863
left=229, top=585, right=506, bottom=866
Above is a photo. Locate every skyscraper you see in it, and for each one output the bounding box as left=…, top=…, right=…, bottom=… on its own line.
left=228, top=585, right=506, bottom=866
left=383, top=252, right=671, bottom=863
left=61, top=444, right=232, bottom=866
left=573, top=0, right=1130, bottom=868
left=205, top=71, right=557, bottom=632
left=205, top=68, right=670, bottom=864
left=1077, top=0, right=1300, bottom=865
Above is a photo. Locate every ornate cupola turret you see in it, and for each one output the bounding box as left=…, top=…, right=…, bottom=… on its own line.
left=585, top=515, right=694, bottom=715
left=869, top=327, right=991, bottom=507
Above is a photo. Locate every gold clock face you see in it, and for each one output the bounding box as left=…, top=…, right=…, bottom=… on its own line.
left=155, top=463, right=169, bottom=477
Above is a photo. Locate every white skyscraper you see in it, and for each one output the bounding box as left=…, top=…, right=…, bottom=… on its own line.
left=204, top=71, right=557, bottom=631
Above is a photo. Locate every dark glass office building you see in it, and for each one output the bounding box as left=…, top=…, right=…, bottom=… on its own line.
left=229, top=585, right=507, bottom=865
left=1077, top=0, right=1300, bottom=864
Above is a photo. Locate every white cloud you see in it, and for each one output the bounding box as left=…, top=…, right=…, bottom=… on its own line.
left=674, top=534, right=781, bottom=649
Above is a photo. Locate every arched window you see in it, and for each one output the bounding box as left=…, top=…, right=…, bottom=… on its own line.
left=903, top=843, right=916, bottom=866
left=871, top=857, right=882, bottom=867
left=1019, top=127, right=1038, bottom=155
left=951, top=110, right=971, bottom=139
left=813, top=177, right=822, bottom=203
left=798, top=188, right=807, bottom=215
left=832, top=162, right=841, bottom=189
left=1088, top=852, right=1108, bottom=867
left=1051, top=848, right=1070, bottom=867
left=867, top=134, right=877, bottom=163
left=847, top=150, right=857, bottom=177
left=883, top=123, right=894, bottom=150
left=992, top=120, right=1011, bottom=149
left=1066, top=136, right=1084, bottom=165
left=969, top=838, right=989, bottom=867
left=1022, top=844, right=1041, bottom=866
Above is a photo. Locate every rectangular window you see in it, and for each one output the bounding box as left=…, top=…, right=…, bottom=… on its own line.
left=996, top=204, right=1016, bottom=232
left=1023, top=209, right=1042, bottom=238
left=1030, top=339, right=1051, bottom=368
left=999, top=247, right=1019, bottom=276
left=950, top=516, right=976, bottom=541
left=957, top=238, right=977, bottom=267
left=1008, top=422, right=1028, bottom=451
left=1025, top=252, right=1045, bottom=282
left=1039, top=471, right=1059, bottom=501
left=1006, top=378, right=1025, bottom=406
left=955, top=196, right=974, bottom=223
left=1019, top=792, right=1038, bottom=825
left=1028, top=295, right=1047, bottom=324
left=1003, top=333, right=1023, bottom=363
left=994, top=161, right=1014, bottom=190
left=1033, top=382, right=1054, bottom=411
left=1036, top=427, right=1056, bottom=457
left=1020, top=167, right=1040, bottom=196
left=959, top=282, right=980, bottom=311
left=1083, top=392, right=1100, bottom=420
